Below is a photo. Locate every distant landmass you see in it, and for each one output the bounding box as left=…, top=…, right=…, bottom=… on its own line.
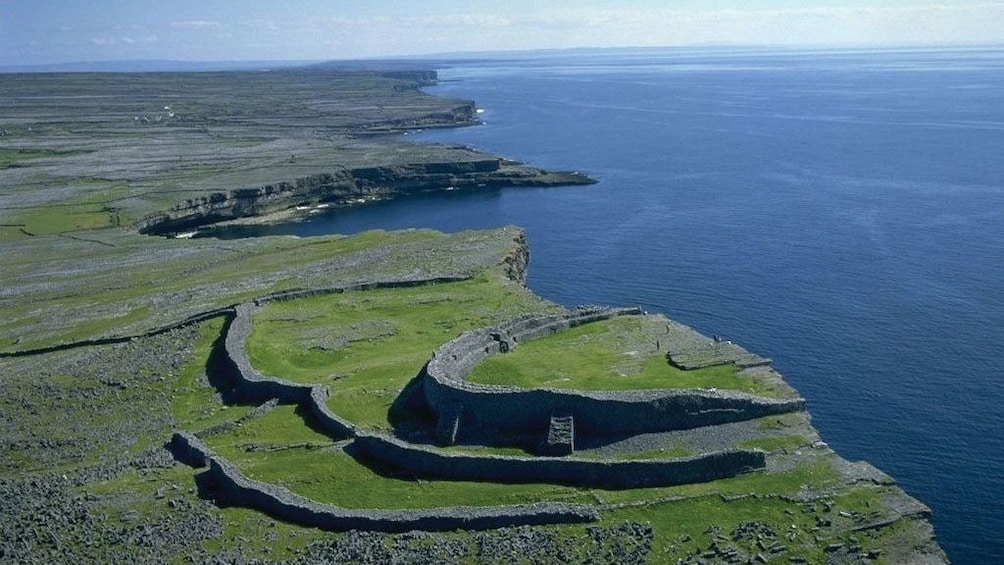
left=0, top=57, right=505, bottom=74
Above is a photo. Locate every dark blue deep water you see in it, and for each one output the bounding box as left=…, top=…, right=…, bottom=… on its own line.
left=222, top=48, right=1004, bottom=562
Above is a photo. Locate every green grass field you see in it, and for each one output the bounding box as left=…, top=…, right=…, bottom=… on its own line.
left=466, top=316, right=781, bottom=396
left=246, top=276, right=560, bottom=429
left=0, top=226, right=526, bottom=353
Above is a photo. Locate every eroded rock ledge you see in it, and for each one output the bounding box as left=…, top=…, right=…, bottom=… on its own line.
left=137, top=159, right=595, bottom=236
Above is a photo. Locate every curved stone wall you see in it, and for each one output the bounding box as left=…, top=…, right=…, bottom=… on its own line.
left=170, top=432, right=598, bottom=533
left=225, top=304, right=314, bottom=405
left=308, top=386, right=357, bottom=439
left=223, top=303, right=357, bottom=438
left=354, top=432, right=765, bottom=489
left=422, top=308, right=806, bottom=437
left=169, top=431, right=213, bottom=468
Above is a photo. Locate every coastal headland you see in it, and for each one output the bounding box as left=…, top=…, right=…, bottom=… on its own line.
left=0, top=68, right=948, bottom=563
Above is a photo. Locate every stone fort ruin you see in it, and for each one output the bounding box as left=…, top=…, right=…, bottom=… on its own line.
left=170, top=281, right=807, bottom=533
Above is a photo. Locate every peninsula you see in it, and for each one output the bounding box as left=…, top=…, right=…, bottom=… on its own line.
left=0, top=68, right=948, bottom=563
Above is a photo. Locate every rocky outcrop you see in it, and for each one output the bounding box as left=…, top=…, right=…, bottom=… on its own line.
left=136, top=160, right=595, bottom=235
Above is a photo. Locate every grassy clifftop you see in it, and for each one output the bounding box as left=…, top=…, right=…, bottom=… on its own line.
left=0, top=68, right=946, bottom=563
left=1, top=244, right=946, bottom=562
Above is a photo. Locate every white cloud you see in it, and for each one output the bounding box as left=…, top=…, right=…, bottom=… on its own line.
left=246, top=19, right=281, bottom=33
left=88, top=35, right=158, bottom=47
left=170, top=20, right=222, bottom=30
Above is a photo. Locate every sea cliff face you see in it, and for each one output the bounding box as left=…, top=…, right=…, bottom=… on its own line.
left=350, top=101, right=480, bottom=134
left=136, top=160, right=594, bottom=235
left=500, top=229, right=530, bottom=285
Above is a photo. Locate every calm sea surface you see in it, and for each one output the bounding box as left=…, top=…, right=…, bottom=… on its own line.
left=217, top=48, right=1004, bottom=562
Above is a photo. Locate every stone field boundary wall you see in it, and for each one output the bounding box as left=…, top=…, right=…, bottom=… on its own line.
left=422, top=308, right=806, bottom=436
left=169, top=432, right=599, bottom=533
left=0, top=276, right=470, bottom=360
left=354, top=432, right=765, bottom=489
left=252, top=276, right=470, bottom=306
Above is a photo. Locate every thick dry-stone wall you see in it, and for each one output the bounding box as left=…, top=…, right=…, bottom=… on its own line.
left=169, top=433, right=599, bottom=533
left=423, top=308, right=806, bottom=437
left=540, top=413, right=574, bottom=456
left=225, top=303, right=315, bottom=405
left=308, top=387, right=357, bottom=439
left=354, top=433, right=765, bottom=489
left=169, top=431, right=213, bottom=468
left=223, top=303, right=357, bottom=438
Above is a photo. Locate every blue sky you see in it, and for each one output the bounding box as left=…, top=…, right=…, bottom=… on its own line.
left=2, top=1, right=1003, bottom=65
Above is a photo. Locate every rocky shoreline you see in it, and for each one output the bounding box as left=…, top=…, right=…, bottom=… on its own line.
left=138, top=159, right=594, bottom=236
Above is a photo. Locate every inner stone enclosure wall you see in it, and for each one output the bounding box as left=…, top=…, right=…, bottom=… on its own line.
left=422, top=308, right=805, bottom=437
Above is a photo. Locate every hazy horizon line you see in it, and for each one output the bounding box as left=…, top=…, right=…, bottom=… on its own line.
left=4, top=42, right=1002, bottom=74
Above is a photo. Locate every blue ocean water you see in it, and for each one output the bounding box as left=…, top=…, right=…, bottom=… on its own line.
left=222, top=47, right=1004, bottom=562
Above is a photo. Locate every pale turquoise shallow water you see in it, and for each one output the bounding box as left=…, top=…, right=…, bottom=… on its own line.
left=212, top=47, right=1004, bottom=562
